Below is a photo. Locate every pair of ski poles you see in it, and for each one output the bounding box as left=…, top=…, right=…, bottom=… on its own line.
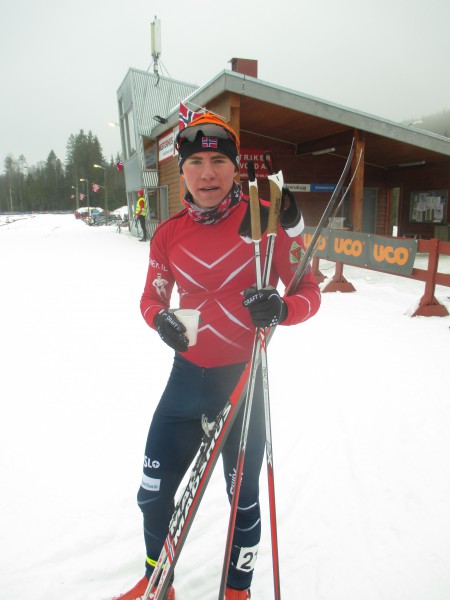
left=219, top=142, right=362, bottom=598
left=218, top=158, right=285, bottom=600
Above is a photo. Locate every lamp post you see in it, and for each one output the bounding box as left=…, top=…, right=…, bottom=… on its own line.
left=93, top=163, right=108, bottom=225
left=79, top=178, right=90, bottom=217
left=71, top=184, right=79, bottom=210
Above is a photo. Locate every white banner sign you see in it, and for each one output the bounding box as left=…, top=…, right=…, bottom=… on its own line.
left=158, top=129, right=176, bottom=163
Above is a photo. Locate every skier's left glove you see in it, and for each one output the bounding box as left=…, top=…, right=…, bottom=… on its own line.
left=243, top=286, right=288, bottom=328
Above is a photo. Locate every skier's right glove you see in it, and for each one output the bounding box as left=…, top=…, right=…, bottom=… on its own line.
left=154, top=309, right=189, bottom=353
left=243, top=286, right=288, bottom=328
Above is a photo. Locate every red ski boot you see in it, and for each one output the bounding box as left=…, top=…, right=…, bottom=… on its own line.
left=225, top=588, right=251, bottom=599
left=113, top=575, right=175, bottom=600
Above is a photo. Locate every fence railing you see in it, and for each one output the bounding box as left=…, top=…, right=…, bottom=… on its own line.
left=312, top=238, right=450, bottom=317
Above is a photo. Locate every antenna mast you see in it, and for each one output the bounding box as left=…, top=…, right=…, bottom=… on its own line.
left=150, top=16, right=162, bottom=76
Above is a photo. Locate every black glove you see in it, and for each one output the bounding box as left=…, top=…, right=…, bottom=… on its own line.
left=280, top=187, right=303, bottom=235
left=243, top=286, right=288, bottom=328
left=154, top=309, right=189, bottom=352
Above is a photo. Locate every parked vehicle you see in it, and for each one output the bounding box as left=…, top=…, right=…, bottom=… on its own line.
left=91, top=212, right=121, bottom=226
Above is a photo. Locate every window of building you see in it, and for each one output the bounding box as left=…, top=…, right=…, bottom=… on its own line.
left=146, top=187, right=168, bottom=222
left=124, top=109, right=136, bottom=159
left=142, top=137, right=158, bottom=170
left=148, top=190, right=158, bottom=220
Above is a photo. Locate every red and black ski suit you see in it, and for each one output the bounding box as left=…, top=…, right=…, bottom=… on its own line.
left=139, top=189, right=321, bottom=590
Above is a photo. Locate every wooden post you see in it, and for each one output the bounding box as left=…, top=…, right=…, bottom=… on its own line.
left=412, top=238, right=449, bottom=317
left=321, top=261, right=356, bottom=293
left=385, top=187, right=393, bottom=236
left=350, top=130, right=365, bottom=232
left=312, top=256, right=326, bottom=283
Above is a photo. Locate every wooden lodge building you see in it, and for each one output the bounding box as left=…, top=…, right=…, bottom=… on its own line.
left=116, top=59, right=450, bottom=241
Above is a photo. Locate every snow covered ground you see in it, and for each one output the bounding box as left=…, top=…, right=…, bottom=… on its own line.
left=1, top=214, right=450, bottom=600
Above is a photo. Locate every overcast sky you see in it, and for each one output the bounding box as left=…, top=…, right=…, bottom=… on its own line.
left=1, top=0, right=449, bottom=167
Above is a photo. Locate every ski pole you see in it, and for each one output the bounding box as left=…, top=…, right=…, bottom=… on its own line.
left=263, top=154, right=283, bottom=285
left=260, top=159, right=285, bottom=600
left=285, top=138, right=355, bottom=294
left=218, top=161, right=283, bottom=600
left=219, top=140, right=357, bottom=598
left=326, top=148, right=364, bottom=229
left=248, top=161, right=263, bottom=289
left=218, top=161, right=264, bottom=598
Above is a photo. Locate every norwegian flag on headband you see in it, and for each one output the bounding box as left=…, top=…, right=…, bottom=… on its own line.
left=202, top=137, right=218, bottom=149
left=179, top=102, right=204, bottom=131
left=92, top=183, right=100, bottom=193
left=116, top=160, right=124, bottom=172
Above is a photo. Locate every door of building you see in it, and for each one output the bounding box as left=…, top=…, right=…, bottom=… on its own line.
left=362, top=188, right=378, bottom=233
left=342, top=187, right=378, bottom=232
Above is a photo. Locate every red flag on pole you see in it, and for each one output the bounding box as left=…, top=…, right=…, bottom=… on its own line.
left=116, top=160, right=124, bottom=172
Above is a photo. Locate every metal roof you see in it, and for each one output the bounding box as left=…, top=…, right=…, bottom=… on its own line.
left=117, top=68, right=198, bottom=137
left=151, top=69, right=450, bottom=169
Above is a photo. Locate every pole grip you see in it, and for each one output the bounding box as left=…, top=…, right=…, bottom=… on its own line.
left=248, top=161, right=261, bottom=241
left=267, top=173, right=283, bottom=236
